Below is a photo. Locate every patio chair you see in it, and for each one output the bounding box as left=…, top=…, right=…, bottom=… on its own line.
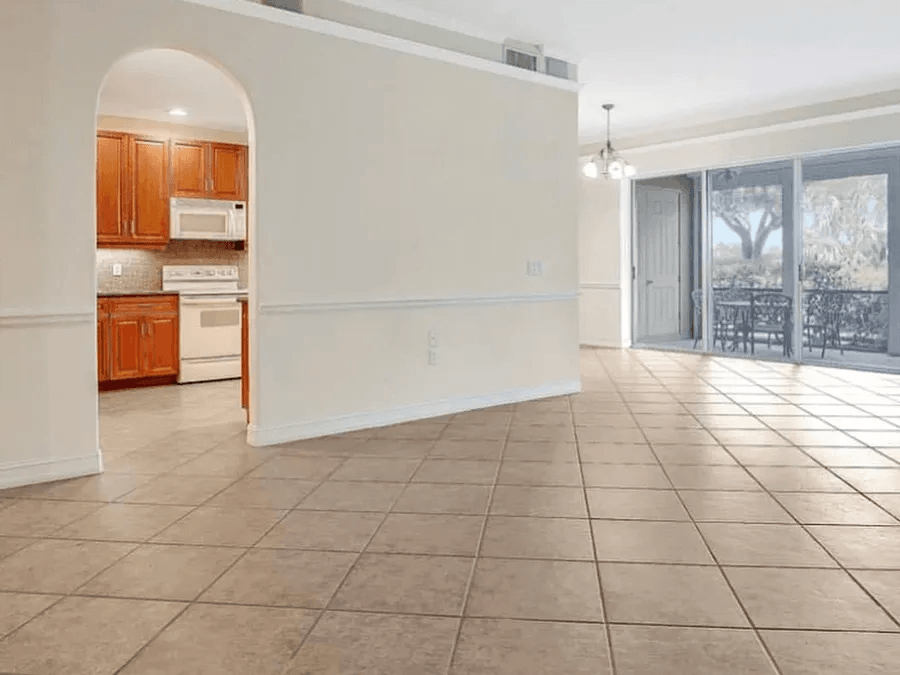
left=713, top=288, right=752, bottom=353
left=691, top=288, right=703, bottom=348
left=804, top=291, right=845, bottom=358
left=752, top=293, right=793, bottom=357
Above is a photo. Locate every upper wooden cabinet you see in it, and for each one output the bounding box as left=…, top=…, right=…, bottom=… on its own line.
left=96, top=133, right=170, bottom=249
left=172, top=141, right=247, bottom=201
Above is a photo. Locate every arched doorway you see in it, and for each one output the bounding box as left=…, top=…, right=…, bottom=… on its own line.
left=94, top=48, right=256, bottom=469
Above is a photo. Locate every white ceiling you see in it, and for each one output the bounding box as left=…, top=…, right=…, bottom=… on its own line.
left=98, top=49, right=247, bottom=132
left=342, top=0, right=900, bottom=144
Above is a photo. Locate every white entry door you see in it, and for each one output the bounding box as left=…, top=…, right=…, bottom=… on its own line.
left=636, top=186, right=681, bottom=341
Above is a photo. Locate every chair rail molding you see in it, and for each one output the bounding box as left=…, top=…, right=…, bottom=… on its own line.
left=0, top=310, right=94, bottom=327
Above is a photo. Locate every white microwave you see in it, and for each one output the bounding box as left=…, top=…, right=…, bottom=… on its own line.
left=170, top=198, right=247, bottom=241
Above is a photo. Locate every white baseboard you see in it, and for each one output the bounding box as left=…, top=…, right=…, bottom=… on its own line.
left=0, top=452, right=102, bottom=490
left=580, top=340, right=622, bottom=349
left=246, top=379, right=582, bottom=446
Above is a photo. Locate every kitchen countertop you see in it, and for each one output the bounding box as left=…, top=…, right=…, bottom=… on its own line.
left=97, top=290, right=178, bottom=297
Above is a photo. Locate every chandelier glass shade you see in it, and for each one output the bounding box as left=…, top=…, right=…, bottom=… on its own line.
left=582, top=104, right=635, bottom=180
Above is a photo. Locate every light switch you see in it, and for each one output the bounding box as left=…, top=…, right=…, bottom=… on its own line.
left=428, top=331, right=439, bottom=348
left=428, top=349, right=439, bottom=366
left=112, top=263, right=123, bottom=277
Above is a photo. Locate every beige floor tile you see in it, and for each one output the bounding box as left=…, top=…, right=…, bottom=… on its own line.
left=578, top=443, right=657, bottom=464
left=331, top=553, right=472, bottom=615
left=776, top=493, right=897, bottom=525
left=644, top=428, right=720, bottom=445
left=411, top=459, right=499, bottom=485
left=780, top=429, right=864, bottom=447
left=699, top=523, right=836, bottom=567
left=849, top=430, right=900, bottom=447
left=0, top=596, right=184, bottom=675
left=118, top=603, right=317, bottom=675
left=367, top=514, right=484, bottom=556
left=0, top=539, right=135, bottom=593
left=497, top=461, right=583, bottom=487
left=582, top=464, right=670, bottom=489
left=850, top=570, right=900, bottom=621
left=0, top=500, right=103, bottom=536
left=429, top=440, right=506, bottom=460
left=679, top=491, right=793, bottom=523
left=807, top=525, right=900, bottom=569
left=747, top=467, right=853, bottom=493
left=1, top=473, right=152, bottom=502
left=592, top=520, right=714, bottom=564
left=653, top=445, right=738, bottom=465
left=503, top=441, right=578, bottom=462
left=450, top=618, right=610, bottom=675
left=834, top=468, right=900, bottom=492
left=609, top=625, right=777, bottom=675
left=287, top=611, right=459, bottom=675
left=466, top=558, right=604, bottom=622
left=725, top=446, right=818, bottom=466
left=665, top=465, right=760, bottom=491
left=297, top=481, right=405, bottom=512
left=103, top=449, right=194, bottom=475
left=442, top=425, right=508, bottom=441
left=393, top=484, right=491, bottom=515
left=256, top=510, right=384, bottom=551
left=761, top=630, right=900, bottom=675
left=351, top=439, right=435, bottom=457
left=710, top=429, right=789, bottom=446
left=600, top=563, right=748, bottom=627
left=872, top=493, right=900, bottom=519
left=329, top=457, right=422, bottom=482
left=633, top=413, right=702, bottom=429
left=204, top=478, right=319, bottom=509
left=0, top=538, right=36, bottom=561
left=248, top=456, right=344, bottom=481
left=508, top=426, right=575, bottom=443
left=201, top=549, right=355, bottom=608
left=79, top=543, right=243, bottom=601
left=0, top=592, right=60, bottom=638
left=117, top=475, right=236, bottom=506
left=587, top=488, right=689, bottom=521
left=803, top=447, right=899, bottom=467
left=577, top=427, right=646, bottom=444
left=152, top=507, right=285, bottom=547
left=725, top=567, right=896, bottom=630
left=54, top=503, right=191, bottom=542
left=167, top=449, right=273, bottom=478
left=480, top=517, right=593, bottom=560
left=372, top=422, right=447, bottom=440
left=490, top=486, right=587, bottom=518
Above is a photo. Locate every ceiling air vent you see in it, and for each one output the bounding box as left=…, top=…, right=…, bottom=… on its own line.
left=503, top=40, right=543, bottom=73
left=261, top=0, right=303, bottom=14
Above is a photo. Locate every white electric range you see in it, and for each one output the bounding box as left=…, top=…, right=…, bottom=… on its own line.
left=162, top=265, right=248, bottom=383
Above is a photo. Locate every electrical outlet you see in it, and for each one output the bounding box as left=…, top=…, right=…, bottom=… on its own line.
left=112, top=263, right=123, bottom=277
left=428, top=349, right=439, bottom=366
left=526, top=260, right=543, bottom=276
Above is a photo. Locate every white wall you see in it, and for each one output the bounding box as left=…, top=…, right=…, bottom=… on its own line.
left=0, top=0, right=580, bottom=487
left=579, top=109, right=900, bottom=348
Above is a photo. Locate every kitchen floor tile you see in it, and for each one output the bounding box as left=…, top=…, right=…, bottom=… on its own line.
left=480, top=516, right=594, bottom=560
left=761, top=631, right=900, bottom=675
left=54, top=503, right=191, bottom=542
left=489, top=486, right=588, bottom=518
left=586, top=488, right=690, bottom=521
left=592, top=520, right=714, bottom=564
left=255, top=510, right=384, bottom=551
left=367, top=513, right=483, bottom=556
left=0, top=591, right=60, bottom=638
left=699, top=523, right=836, bottom=567
left=678, top=490, right=793, bottom=523
left=152, top=507, right=285, bottom=547
left=0, top=539, right=135, bottom=593
left=296, top=481, right=405, bottom=512
left=807, top=525, right=900, bottom=568
left=204, top=478, right=319, bottom=509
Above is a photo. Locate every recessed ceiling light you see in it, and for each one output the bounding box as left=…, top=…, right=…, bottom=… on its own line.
left=168, top=108, right=188, bottom=117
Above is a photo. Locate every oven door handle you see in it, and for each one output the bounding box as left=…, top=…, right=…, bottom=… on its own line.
left=180, top=299, right=242, bottom=309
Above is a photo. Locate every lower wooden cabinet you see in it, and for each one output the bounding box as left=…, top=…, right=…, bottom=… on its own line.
left=98, top=295, right=179, bottom=386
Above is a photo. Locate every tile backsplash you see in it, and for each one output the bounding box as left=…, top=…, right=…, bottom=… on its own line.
left=96, top=241, right=248, bottom=294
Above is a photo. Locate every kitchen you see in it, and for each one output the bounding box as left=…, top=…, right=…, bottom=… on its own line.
left=95, top=49, right=252, bottom=425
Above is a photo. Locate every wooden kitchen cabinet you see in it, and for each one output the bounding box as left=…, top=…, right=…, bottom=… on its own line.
left=97, top=299, right=110, bottom=383
left=171, top=140, right=208, bottom=197
left=99, top=295, right=179, bottom=387
left=171, top=141, right=247, bottom=201
left=96, top=132, right=170, bottom=249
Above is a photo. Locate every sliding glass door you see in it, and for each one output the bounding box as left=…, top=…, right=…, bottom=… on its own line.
left=706, top=161, right=796, bottom=361
left=800, top=149, right=900, bottom=370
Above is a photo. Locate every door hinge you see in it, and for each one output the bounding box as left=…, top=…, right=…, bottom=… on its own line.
left=632, top=266, right=636, bottom=281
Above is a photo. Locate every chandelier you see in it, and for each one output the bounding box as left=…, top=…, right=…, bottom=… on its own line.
left=582, top=104, right=635, bottom=180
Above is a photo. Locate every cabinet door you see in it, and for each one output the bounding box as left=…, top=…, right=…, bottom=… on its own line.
left=210, top=143, right=247, bottom=200
left=96, top=133, right=129, bottom=246
left=171, top=140, right=208, bottom=197
left=98, top=313, right=110, bottom=382
left=144, top=314, right=179, bottom=377
left=130, top=137, right=170, bottom=246
left=110, top=315, right=143, bottom=380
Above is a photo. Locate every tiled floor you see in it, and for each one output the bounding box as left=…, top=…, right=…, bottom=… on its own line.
left=2, top=348, right=900, bottom=674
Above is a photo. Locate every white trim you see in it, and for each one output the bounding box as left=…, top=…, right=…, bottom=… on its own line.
left=246, top=379, right=582, bottom=446
left=589, top=104, right=900, bottom=158
left=0, top=311, right=93, bottom=327
left=258, top=292, right=578, bottom=315
left=620, top=179, right=634, bottom=348
left=580, top=283, right=620, bottom=291
left=580, top=340, right=622, bottom=349
left=0, top=453, right=102, bottom=490
left=181, top=0, right=579, bottom=92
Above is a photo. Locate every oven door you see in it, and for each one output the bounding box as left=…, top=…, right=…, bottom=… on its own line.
left=179, top=296, right=242, bottom=360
